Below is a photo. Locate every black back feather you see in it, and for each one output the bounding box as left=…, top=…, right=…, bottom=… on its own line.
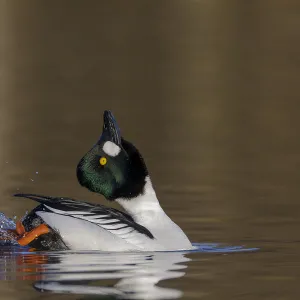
left=14, top=193, right=154, bottom=239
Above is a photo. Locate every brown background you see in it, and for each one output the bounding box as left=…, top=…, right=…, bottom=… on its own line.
left=0, top=1, right=300, bottom=299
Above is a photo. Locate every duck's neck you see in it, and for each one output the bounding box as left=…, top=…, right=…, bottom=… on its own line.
left=116, top=176, right=163, bottom=217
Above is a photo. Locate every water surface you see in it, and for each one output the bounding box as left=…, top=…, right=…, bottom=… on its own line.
left=0, top=243, right=258, bottom=300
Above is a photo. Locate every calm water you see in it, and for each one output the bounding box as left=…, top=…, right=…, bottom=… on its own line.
left=0, top=243, right=257, bottom=300
left=1, top=1, right=300, bottom=299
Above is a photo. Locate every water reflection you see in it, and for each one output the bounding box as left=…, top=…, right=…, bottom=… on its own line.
left=0, top=213, right=257, bottom=299
left=0, top=248, right=190, bottom=299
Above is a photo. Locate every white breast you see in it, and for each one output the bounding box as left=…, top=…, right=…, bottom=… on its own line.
left=116, top=177, right=193, bottom=251
left=37, top=209, right=191, bottom=251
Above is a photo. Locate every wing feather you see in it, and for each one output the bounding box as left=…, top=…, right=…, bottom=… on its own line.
left=15, top=193, right=154, bottom=241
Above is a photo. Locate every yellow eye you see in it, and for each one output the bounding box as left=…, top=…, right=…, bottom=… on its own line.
left=99, top=157, right=107, bottom=166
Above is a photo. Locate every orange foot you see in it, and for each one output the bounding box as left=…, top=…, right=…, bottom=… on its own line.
left=17, top=224, right=50, bottom=246
left=16, top=220, right=26, bottom=235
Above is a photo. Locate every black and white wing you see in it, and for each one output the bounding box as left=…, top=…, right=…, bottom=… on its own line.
left=14, top=194, right=154, bottom=242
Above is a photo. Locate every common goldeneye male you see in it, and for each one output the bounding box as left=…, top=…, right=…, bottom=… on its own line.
left=14, top=111, right=192, bottom=251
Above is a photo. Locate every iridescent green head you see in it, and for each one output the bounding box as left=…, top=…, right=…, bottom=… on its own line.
left=76, top=111, right=148, bottom=200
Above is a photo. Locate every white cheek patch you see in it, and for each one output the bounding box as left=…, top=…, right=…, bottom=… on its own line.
left=103, top=141, right=121, bottom=157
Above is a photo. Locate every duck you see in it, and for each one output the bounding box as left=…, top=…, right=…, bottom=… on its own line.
left=13, top=111, right=193, bottom=251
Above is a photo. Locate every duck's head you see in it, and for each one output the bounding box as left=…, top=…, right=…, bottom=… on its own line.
left=76, top=111, right=149, bottom=200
